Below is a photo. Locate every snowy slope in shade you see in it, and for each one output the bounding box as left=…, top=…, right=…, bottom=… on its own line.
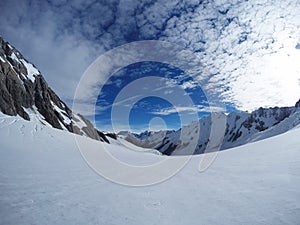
left=0, top=113, right=299, bottom=225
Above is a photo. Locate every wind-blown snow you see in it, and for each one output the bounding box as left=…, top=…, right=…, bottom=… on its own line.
left=0, top=113, right=299, bottom=224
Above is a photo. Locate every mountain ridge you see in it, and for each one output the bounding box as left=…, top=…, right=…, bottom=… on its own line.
left=119, top=102, right=300, bottom=155
left=1, top=36, right=299, bottom=153
left=0, top=36, right=109, bottom=143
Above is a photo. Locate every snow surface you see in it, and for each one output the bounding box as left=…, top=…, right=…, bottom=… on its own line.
left=22, top=106, right=53, bottom=128
left=72, top=114, right=87, bottom=129
left=5, top=50, right=39, bottom=83
left=7, top=44, right=13, bottom=50
left=10, top=52, right=19, bottom=62
left=19, top=59, right=39, bottom=83
left=0, top=113, right=299, bottom=225
left=50, top=101, right=72, bottom=125
left=0, top=56, right=5, bottom=62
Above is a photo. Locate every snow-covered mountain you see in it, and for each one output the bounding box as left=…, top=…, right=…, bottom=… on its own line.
left=1, top=111, right=299, bottom=225
left=121, top=103, right=300, bottom=155
left=118, top=130, right=176, bottom=149
left=1, top=35, right=299, bottom=156
left=0, top=34, right=299, bottom=225
left=0, top=36, right=109, bottom=142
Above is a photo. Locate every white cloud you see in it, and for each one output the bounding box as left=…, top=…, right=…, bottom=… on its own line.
left=150, top=105, right=223, bottom=116
left=0, top=0, right=299, bottom=115
left=181, top=80, right=198, bottom=89
left=159, top=0, right=300, bottom=111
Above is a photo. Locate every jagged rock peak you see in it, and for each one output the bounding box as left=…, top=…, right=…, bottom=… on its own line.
left=0, top=36, right=111, bottom=143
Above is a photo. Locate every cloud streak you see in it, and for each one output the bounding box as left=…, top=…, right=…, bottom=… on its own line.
left=150, top=105, right=224, bottom=116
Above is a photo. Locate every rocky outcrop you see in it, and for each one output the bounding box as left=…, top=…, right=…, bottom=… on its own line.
left=0, top=39, right=32, bottom=120
left=0, top=36, right=111, bottom=143
left=121, top=102, right=300, bottom=155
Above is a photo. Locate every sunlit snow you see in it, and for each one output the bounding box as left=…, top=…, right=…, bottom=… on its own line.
left=0, top=113, right=299, bottom=224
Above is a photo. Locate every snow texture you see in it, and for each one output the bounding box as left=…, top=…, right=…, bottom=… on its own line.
left=51, top=101, right=72, bottom=125
left=19, top=59, right=39, bottom=82
left=0, top=113, right=299, bottom=225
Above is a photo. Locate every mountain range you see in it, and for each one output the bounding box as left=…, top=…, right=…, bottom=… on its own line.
left=119, top=98, right=300, bottom=156
left=1, top=36, right=299, bottom=156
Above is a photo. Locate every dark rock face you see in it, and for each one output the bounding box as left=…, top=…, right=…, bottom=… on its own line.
left=76, top=114, right=109, bottom=143
left=296, top=99, right=300, bottom=108
left=105, top=133, right=117, bottom=140
left=0, top=40, right=32, bottom=120
left=0, top=36, right=109, bottom=142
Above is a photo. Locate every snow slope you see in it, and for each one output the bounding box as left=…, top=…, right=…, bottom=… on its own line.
left=0, top=113, right=299, bottom=225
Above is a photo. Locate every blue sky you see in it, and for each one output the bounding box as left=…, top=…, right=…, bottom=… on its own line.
left=91, top=60, right=239, bottom=132
left=94, top=61, right=212, bottom=131
left=0, top=0, right=299, bottom=132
